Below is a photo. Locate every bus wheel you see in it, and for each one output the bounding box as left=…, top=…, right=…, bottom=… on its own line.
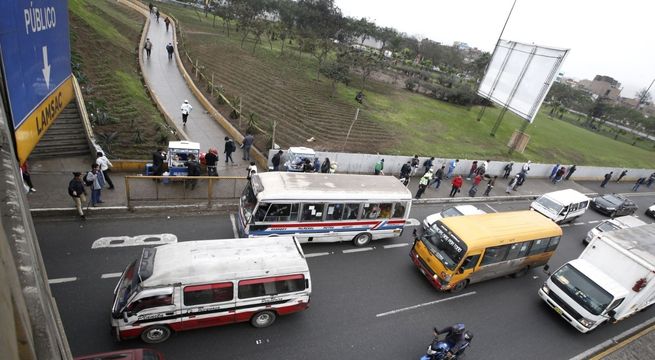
left=353, top=233, right=372, bottom=247
left=512, top=266, right=529, bottom=278
left=140, top=325, right=172, bottom=344
left=450, top=280, right=468, bottom=293
left=251, top=310, right=277, bottom=328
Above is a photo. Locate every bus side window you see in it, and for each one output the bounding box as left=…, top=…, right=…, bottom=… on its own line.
left=184, top=283, right=234, bottom=306
left=560, top=205, right=569, bottom=215
left=481, top=245, right=510, bottom=266
left=392, top=202, right=407, bottom=218
left=363, top=203, right=381, bottom=219
left=264, top=204, right=295, bottom=222
left=379, top=203, right=393, bottom=218
left=342, top=203, right=360, bottom=220
left=128, top=294, right=173, bottom=314
left=506, top=242, right=527, bottom=260
left=254, top=203, right=271, bottom=222
left=527, top=238, right=549, bottom=255
left=300, top=203, right=325, bottom=221
left=460, top=254, right=480, bottom=271
left=545, top=236, right=561, bottom=252
left=325, top=204, right=344, bottom=220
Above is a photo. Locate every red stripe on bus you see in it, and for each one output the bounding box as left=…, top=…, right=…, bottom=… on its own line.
left=267, top=219, right=406, bottom=228
left=239, top=274, right=304, bottom=286
left=184, top=282, right=233, bottom=292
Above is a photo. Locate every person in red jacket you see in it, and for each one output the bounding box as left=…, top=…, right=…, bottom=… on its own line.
left=450, top=175, right=463, bottom=197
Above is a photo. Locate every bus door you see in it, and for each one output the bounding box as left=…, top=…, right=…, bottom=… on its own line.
left=452, top=252, right=482, bottom=285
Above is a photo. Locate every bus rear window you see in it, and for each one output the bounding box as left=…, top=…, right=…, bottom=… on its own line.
left=238, top=275, right=306, bottom=299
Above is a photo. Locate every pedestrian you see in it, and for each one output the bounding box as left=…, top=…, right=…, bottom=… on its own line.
left=374, top=159, right=385, bottom=175
left=447, top=159, right=459, bottom=179
left=164, top=17, right=171, bottom=32
left=272, top=150, right=283, bottom=171
left=432, top=165, right=445, bottom=189
left=247, top=161, right=258, bottom=180
left=152, top=147, right=166, bottom=178
left=476, top=160, right=489, bottom=177
left=155, top=8, right=160, bottom=22
left=329, top=162, right=337, bottom=173
left=85, top=163, right=105, bottom=206
left=565, top=165, right=577, bottom=180
left=242, top=132, right=254, bottom=161
left=449, top=175, right=463, bottom=197
left=302, top=158, right=313, bottom=172
left=483, top=176, right=497, bottom=196
left=469, top=174, right=482, bottom=197
left=224, top=137, right=236, bottom=165
left=313, top=158, right=321, bottom=172
left=68, top=172, right=87, bottom=220
left=144, top=38, right=153, bottom=59
left=166, top=42, right=174, bottom=60
left=20, top=161, right=36, bottom=192
left=149, top=2, right=153, bottom=14
left=506, top=175, right=519, bottom=194
left=600, top=172, right=613, bottom=188
left=633, top=177, right=646, bottom=192
left=184, top=154, right=201, bottom=190
left=415, top=170, right=432, bottom=199
left=180, top=100, right=192, bottom=126
left=400, top=161, right=411, bottom=179
left=549, top=163, right=560, bottom=180
left=205, top=148, right=219, bottom=176
left=423, top=157, right=434, bottom=175
left=616, top=170, right=628, bottom=183
left=647, top=172, right=655, bottom=188
left=502, top=162, right=513, bottom=179
left=553, top=166, right=566, bottom=184
left=466, top=161, right=478, bottom=180
left=410, top=155, right=420, bottom=176
left=515, top=172, right=526, bottom=190
left=96, top=151, right=115, bottom=189
left=520, top=160, right=531, bottom=175
left=320, top=158, right=331, bottom=174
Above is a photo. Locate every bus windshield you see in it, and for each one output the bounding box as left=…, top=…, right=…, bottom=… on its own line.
left=536, top=196, right=563, bottom=215
left=421, top=224, right=467, bottom=270
left=551, top=263, right=614, bottom=315
left=112, top=260, right=141, bottom=317
left=241, top=183, right=257, bottom=223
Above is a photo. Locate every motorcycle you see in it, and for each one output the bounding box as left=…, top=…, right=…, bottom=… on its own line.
left=419, top=327, right=473, bottom=360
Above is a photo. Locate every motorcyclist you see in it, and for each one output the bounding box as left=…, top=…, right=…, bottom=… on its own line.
left=435, top=323, right=467, bottom=356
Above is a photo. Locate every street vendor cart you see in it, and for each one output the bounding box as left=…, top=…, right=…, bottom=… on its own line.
left=167, top=141, right=200, bottom=176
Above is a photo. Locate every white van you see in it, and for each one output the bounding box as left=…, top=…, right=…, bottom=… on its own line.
left=530, top=189, right=590, bottom=224
left=111, top=237, right=311, bottom=344
left=583, top=215, right=647, bottom=244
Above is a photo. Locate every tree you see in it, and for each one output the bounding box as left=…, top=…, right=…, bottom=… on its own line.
left=320, top=53, right=351, bottom=96
left=296, top=0, right=344, bottom=80
left=636, top=88, right=653, bottom=106
left=347, top=49, right=383, bottom=91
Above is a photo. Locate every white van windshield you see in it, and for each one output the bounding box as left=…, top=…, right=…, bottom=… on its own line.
left=112, top=260, right=140, bottom=317
left=536, top=197, right=563, bottom=215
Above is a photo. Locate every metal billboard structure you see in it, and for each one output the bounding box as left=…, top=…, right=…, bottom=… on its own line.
left=477, top=39, right=568, bottom=139
left=0, top=0, right=74, bottom=164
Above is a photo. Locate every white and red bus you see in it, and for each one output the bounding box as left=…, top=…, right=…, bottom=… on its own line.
left=111, top=237, right=311, bottom=343
left=238, top=172, right=412, bottom=246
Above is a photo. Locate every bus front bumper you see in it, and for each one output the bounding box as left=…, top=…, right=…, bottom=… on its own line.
left=409, top=248, right=449, bottom=291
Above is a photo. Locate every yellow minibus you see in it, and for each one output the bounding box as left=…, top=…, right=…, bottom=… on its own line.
left=410, top=210, right=562, bottom=292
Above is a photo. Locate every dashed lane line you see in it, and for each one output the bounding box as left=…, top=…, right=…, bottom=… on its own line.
left=48, top=277, right=77, bottom=284
left=376, top=291, right=477, bottom=318
left=587, top=220, right=600, bottom=224
left=384, top=243, right=409, bottom=249
left=305, top=252, right=330, bottom=258
left=229, top=214, right=239, bottom=238
left=484, top=203, right=498, bottom=213
left=343, top=247, right=374, bottom=254
left=101, top=273, right=123, bottom=279
left=573, top=222, right=585, bottom=226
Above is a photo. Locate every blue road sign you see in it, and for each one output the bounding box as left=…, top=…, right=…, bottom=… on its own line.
left=0, top=0, right=73, bottom=130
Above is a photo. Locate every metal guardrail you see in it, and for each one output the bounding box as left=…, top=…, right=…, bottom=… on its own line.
left=124, top=175, right=247, bottom=209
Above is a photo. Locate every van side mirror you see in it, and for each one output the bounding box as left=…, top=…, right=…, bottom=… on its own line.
left=412, top=229, right=417, bottom=238
left=543, top=264, right=551, bottom=276
left=607, top=309, right=616, bottom=319
left=122, top=311, right=129, bottom=323
left=457, top=267, right=464, bottom=274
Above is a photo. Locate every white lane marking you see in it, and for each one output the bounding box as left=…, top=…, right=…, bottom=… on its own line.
left=484, top=203, right=498, bottom=213
left=573, top=222, right=585, bottom=226
left=48, top=277, right=77, bottom=284
left=305, top=252, right=330, bottom=258
left=101, top=273, right=122, bottom=279
left=587, top=220, right=600, bottom=224
left=92, top=234, right=177, bottom=249
left=405, top=218, right=421, bottom=226
left=343, top=247, right=374, bottom=254
left=384, top=243, right=409, bottom=249
left=560, top=224, right=570, bottom=227
left=376, top=292, right=476, bottom=318
left=230, top=214, right=239, bottom=238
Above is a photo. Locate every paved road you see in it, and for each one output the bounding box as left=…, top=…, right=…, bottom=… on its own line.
left=37, top=195, right=655, bottom=359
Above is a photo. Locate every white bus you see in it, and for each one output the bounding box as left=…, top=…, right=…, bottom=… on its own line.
left=111, top=237, right=311, bottom=343
left=238, top=173, right=413, bottom=246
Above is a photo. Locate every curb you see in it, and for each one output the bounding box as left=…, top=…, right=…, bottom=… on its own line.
left=30, top=202, right=239, bottom=218
left=570, top=317, right=655, bottom=360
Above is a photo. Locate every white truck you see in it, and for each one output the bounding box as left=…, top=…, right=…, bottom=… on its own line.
left=539, top=224, right=655, bottom=333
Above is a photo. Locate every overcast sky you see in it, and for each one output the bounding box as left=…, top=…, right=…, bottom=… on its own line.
left=335, top=0, right=654, bottom=98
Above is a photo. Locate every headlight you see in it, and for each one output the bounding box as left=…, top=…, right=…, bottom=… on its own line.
left=541, top=285, right=550, bottom=294
left=441, top=271, right=452, bottom=282
left=578, top=317, right=596, bottom=328
left=605, top=207, right=616, bottom=211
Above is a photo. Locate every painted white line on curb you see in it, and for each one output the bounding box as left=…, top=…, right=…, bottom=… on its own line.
left=343, top=247, right=374, bottom=254
left=101, top=273, right=123, bottom=279
left=48, top=277, right=77, bottom=284
left=485, top=204, right=498, bottom=213
left=91, top=234, right=177, bottom=249
left=384, top=243, right=409, bottom=249
left=305, top=252, right=330, bottom=258
left=230, top=213, right=239, bottom=238
left=376, top=292, right=477, bottom=318
left=587, top=220, right=600, bottom=224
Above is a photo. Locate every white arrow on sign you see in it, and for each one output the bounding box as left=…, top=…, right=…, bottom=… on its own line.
left=41, top=46, right=51, bottom=89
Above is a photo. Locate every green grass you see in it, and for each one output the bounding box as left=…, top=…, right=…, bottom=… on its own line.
left=69, top=0, right=132, bottom=52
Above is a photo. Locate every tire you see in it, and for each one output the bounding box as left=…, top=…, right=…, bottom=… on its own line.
left=512, top=266, right=529, bottom=278
left=352, top=233, right=372, bottom=247
left=450, top=280, right=468, bottom=293
left=140, top=325, right=172, bottom=344
left=251, top=310, right=277, bottom=328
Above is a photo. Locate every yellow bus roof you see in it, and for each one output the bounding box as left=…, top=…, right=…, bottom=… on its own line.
left=439, top=210, right=562, bottom=250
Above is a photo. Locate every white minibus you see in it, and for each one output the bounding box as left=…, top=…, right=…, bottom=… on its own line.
left=531, top=189, right=590, bottom=224
left=111, top=237, right=311, bottom=343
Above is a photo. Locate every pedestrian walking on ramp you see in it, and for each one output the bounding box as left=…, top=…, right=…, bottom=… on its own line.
left=180, top=100, right=192, bottom=126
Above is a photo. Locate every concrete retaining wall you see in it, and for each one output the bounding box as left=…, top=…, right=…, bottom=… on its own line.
left=267, top=149, right=654, bottom=181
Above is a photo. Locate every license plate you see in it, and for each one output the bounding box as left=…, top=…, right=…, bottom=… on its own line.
left=554, top=307, right=563, bottom=315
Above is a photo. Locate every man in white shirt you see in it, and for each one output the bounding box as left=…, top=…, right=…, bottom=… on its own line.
left=96, top=151, right=114, bottom=189
left=180, top=100, right=193, bottom=126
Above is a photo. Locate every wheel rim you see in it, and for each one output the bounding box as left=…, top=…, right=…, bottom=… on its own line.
left=453, top=281, right=466, bottom=292
left=356, top=234, right=371, bottom=245
left=256, top=313, right=271, bottom=326
left=146, top=328, right=166, bottom=341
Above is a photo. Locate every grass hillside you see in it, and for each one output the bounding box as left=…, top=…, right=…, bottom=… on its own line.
left=147, top=2, right=653, bottom=167
left=69, top=0, right=172, bottom=159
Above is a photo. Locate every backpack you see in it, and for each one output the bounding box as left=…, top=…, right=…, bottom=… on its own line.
left=423, top=159, right=430, bottom=167
left=84, top=172, right=94, bottom=186
left=228, top=141, right=236, bottom=152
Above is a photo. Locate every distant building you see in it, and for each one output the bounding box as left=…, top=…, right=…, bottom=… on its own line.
left=453, top=41, right=470, bottom=50
left=579, top=75, right=622, bottom=101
